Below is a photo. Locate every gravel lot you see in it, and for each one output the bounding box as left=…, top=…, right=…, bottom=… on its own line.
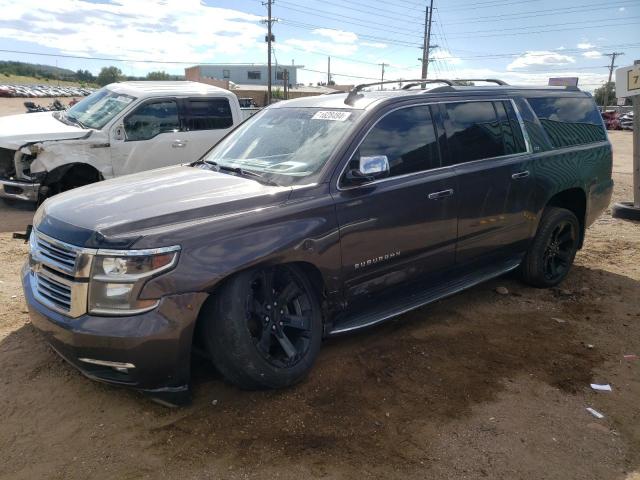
left=0, top=111, right=638, bottom=479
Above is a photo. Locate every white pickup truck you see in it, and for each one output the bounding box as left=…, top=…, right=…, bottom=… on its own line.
left=0, top=81, right=249, bottom=203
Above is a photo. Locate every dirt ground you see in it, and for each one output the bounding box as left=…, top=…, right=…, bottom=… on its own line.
left=0, top=131, right=638, bottom=480
left=0, top=96, right=76, bottom=116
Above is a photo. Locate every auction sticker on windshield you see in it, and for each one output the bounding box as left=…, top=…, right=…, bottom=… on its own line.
left=312, top=111, right=352, bottom=121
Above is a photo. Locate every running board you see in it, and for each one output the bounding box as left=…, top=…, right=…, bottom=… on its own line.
left=328, top=258, right=521, bottom=335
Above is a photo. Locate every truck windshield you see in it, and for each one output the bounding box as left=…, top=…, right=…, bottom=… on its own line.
left=203, top=107, right=361, bottom=185
left=64, top=88, right=136, bottom=130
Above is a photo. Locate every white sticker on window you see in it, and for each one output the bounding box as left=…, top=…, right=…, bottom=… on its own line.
left=312, top=111, right=352, bottom=121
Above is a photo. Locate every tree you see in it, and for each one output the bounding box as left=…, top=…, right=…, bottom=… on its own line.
left=76, top=69, right=95, bottom=82
left=146, top=71, right=171, bottom=80
left=97, top=66, right=123, bottom=86
left=593, top=82, right=616, bottom=106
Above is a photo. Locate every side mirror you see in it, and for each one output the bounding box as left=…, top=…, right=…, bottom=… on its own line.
left=113, top=124, right=125, bottom=141
left=346, top=155, right=390, bottom=185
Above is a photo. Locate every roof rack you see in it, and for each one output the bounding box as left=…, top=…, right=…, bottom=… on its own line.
left=343, top=78, right=509, bottom=105
left=344, top=79, right=454, bottom=105
left=403, top=78, right=508, bottom=90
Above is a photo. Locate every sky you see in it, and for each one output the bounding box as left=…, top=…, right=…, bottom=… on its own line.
left=0, top=0, right=639, bottom=92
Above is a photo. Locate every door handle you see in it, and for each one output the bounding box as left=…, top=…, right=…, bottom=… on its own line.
left=172, top=140, right=187, bottom=148
left=511, top=170, right=530, bottom=180
left=427, top=189, right=454, bottom=200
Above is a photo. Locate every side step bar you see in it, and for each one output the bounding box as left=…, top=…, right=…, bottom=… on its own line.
left=328, top=258, right=521, bottom=336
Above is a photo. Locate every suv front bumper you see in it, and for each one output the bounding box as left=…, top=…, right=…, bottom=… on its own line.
left=22, top=264, right=208, bottom=404
left=0, top=178, right=39, bottom=202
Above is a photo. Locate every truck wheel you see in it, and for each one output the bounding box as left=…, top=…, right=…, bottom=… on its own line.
left=202, top=265, right=323, bottom=389
left=520, top=207, right=580, bottom=288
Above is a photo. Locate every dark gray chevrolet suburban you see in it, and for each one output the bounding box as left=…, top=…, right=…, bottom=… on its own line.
left=22, top=79, right=613, bottom=405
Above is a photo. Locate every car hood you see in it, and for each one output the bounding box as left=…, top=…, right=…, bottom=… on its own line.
left=35, top=165, right=292, bottom=247
left=0, top=111, right=90, bottom=149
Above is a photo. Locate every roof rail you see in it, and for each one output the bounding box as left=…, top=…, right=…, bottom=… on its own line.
left=451, top=78, right=508, bottom=86
left=344, top=79, right=454, bottom=106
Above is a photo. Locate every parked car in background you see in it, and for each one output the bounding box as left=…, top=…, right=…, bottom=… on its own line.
left=0, top=81, right=245, bottom=203
left=0, top=84, right=95, bottom=98
left=601, top=110, right=621, bottom=130
left=21, top=80, right=613, bottom=405
left=620, top=112, right=634, bottom=130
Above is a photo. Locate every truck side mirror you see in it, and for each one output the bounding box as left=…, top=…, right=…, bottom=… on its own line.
left=346, top=155, right=390, bottom=185
left=113, top=124, right=125, bottom=141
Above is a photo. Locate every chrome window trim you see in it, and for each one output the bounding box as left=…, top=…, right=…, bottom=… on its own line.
left=336, top=98, right=532, bottom=192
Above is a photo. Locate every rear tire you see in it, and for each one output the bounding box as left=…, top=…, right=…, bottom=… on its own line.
left=520, top=207, right=580, bottom=288
left=202, top=264, right=323, bottom=389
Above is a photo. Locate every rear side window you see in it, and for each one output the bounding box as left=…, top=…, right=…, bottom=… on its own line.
left=526, top=97, right=606, bottom=148
left=443, top=101, right=504, bottom=163
left=356, top=105, right=440, bottom=177
left=185, top=98, right=233, bottom=131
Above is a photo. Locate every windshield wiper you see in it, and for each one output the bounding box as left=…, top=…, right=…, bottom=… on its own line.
left=64, top=113, right=88, bottom=129
left=202, top=160, right=280, bottom=187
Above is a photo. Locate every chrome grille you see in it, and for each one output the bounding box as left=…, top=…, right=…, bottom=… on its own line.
left=29, top=230, right=95, bottom=318
left=35, top=271, right=72, bottom=312
left=35, top=233, right=78, bottom=275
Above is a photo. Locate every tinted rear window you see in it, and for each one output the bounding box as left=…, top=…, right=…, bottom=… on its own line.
left=443, top=101, right=504, bottom=163
left=185, top=98, right=233, bottom=131
left=526, top=97, right=606, bottom=148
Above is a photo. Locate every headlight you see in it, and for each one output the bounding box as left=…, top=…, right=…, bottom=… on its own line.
left=88, top=246, right=180, bottom=315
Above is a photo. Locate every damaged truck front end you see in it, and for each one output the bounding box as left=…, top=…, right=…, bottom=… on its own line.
left=0, top=133, right=110, bottom=204
left=0, top=145, right=41, bottom=202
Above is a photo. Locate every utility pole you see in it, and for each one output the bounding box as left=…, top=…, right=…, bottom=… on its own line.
left=261, top=0, right=276, bottom=104
left=327, top=56, right=331, bottom=85
left=420, top=0, right=435, bottom=88
left=379, top=63, right=388, bottom=89
left=603, top=52, right=624, bottom=111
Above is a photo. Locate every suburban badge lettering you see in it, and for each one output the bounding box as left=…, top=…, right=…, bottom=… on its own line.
left=354, top=251, right=401, bottom=269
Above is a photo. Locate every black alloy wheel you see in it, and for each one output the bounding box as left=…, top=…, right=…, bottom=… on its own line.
left=542, top=220, right=577, bottom=282
left=246, top=267, right=314, bottom=368
left=519, top=207, right=580, bottom=288
left=203, top=264, right=322, bottom=390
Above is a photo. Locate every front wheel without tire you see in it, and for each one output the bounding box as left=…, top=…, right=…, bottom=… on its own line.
left=520, top=207, right=580, bottom=288
left=202, top=265, right=323, bottom=390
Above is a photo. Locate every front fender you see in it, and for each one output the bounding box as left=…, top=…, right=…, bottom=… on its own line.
left=138, top=185, right=343, bottom=306
left=25, top=133, right=114, bottom=179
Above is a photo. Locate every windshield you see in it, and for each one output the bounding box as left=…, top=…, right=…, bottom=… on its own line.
left=202, top=107, right=361, bottom=185
left=65, top=88, right=136, bottom=129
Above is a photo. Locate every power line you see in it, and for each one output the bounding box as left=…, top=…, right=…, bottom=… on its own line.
left=276, top=1, right=424, bottom=37
left=446, top=19, right=640, bottom=39
left=308, top=0, right=426, bottom=25
left=441, top=0, right=637, bottom=25
left=438, top=0, right=542, bottom=11
left=446, top=15, right=640, bottom=37
left=280, top=19, right=422, bottom=48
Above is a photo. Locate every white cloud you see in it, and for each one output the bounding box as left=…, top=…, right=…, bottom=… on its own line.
left=619, top=7, right=626, bottom=11
left=431, top=48, right=463, bottom=66
left=577, top=42, right=595, bottom=49
left=312, top=28, right=357, bottom=44
left=556, top=46, right=566, bottom=50
left=507, top=51, right=575, bottom=71
left=583, top=50, right=602, bottom=59
left=0, top=0, right=266, bottom=75
left=361, top=42, right=388, bottom=49
left=281, top=39, right=359, bottom=57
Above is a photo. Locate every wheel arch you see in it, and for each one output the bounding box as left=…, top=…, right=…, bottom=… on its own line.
left=41, top=162, right=103, bottom=187
left=190, top=260, right=330, bottom=354
left=543, top=187, right=587, bottom=248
